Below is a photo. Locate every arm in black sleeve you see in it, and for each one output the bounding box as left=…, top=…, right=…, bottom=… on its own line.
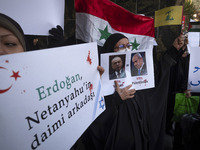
left=105, top=91, right=123, bottom=108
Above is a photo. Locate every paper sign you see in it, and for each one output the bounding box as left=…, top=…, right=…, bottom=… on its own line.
left=187, top=45, right=200, bottom=93
left=100, top=49, right=155, bottom=96
left=188, top=32, right=200, bottom=47
left=0, top=42, right=105, bottom=150
left=0, top=0, right=65, bottom=35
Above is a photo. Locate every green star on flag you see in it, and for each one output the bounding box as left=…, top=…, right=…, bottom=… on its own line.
left=76, top=0, right=155, bottom=48
left=130, top=38, right=140, bottom=50
left=99, top=26, right=112, bottom=40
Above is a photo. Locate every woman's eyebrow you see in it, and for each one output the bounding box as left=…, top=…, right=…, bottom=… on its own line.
left=0, top=34, right=15, bottom=39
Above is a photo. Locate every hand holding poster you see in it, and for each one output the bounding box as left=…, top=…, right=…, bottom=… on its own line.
left=101, top=49, right=155, bottom=96
left=0, top=43, right=105, bottom=150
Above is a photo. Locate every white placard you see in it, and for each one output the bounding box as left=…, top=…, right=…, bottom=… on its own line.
left=187, top=45, right=200, bottom=93
left=100, top=49, right=155, bottom=96
left=0, top=42, right=105, bottom=150
left=0, top=0, right=65, bottom=35
left=188, top=32, right=200, bottom=47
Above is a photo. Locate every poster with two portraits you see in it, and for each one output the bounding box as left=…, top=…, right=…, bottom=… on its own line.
left=101, top=48, right=155, bottom=96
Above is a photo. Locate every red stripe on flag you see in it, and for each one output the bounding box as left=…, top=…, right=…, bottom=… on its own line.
left=75, top=0, right=155, bottom=37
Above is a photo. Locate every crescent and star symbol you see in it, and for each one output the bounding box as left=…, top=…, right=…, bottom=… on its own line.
left=0, top=66, right=21, bottom=94
left=10, top=70, right=21, bottom=81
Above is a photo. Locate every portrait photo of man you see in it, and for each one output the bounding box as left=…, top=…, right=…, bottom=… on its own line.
left=131, top=52, right=147, bottom=76
left=109, top=55, right=126, bottom=80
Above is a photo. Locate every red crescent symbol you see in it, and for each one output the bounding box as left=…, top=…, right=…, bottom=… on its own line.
left=0, top=66, right=7, bottom=70
left=0, top=66, right=12, bottom=94
left=0, top=85, right=12, bottom=94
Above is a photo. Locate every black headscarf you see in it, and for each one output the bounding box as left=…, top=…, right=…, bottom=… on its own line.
left=101, top=33, right=128, bottom=53
left=0, top=13, right=26, bottom=51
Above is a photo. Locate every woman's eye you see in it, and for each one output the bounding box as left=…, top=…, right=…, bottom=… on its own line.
left=4, top=42, right=17, bottom=47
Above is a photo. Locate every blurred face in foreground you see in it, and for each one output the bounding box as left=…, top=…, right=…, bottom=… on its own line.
left=0, top=26, right=24, bottom=55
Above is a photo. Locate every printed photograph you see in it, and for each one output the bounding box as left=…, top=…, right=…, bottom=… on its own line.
left=131, top=52, right=148, bottom=76
left=109, top=54, right=126, bottom=80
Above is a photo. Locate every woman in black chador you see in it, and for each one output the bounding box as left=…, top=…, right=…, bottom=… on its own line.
left=71, top=33, right=186, bottom=150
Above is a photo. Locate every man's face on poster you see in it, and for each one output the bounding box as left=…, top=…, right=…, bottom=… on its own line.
left=132, top=55, right=143, bottom=69
left=111, top=57, right=123, bottom=72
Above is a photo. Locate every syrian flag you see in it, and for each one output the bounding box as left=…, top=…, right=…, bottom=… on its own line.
left=75, top=0, right=155, bottom=51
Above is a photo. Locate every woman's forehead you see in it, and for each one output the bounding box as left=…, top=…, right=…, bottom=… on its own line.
left=0, top=26, right=15, bottom=36
left=115, top=38, right=129, bottom=46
